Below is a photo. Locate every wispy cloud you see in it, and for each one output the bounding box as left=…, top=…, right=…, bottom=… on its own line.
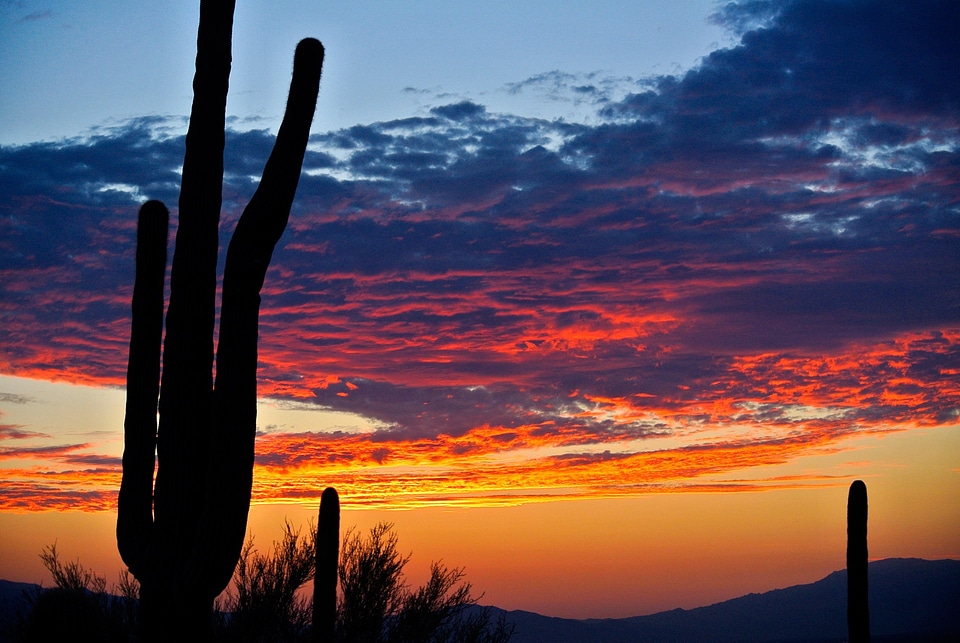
left=1, top=0, right=958, bottom=509
left=0, top=425, right=50, bottom=440
left=16, top=10, right=53, bottom=24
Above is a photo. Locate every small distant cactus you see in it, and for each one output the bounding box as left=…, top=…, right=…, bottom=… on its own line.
left=846, top=480, right=870, bottom=643
left=314, top=487, right=340, bottom=642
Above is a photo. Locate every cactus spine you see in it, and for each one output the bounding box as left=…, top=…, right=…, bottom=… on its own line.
left=116, top=1, right=323, bottom=638
left=314, top=487, right=340, bottom=642
left=846, top=479, right=870, bottom=643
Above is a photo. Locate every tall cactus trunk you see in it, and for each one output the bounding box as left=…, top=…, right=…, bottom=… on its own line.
left=847, top=480, right=870, bottom=643
left=116, top=1, right=323, bottom=638
left=314, top=487, right=340, bottom=642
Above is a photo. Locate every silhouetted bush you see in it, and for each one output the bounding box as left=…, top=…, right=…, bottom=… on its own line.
left=24, top=522, right=509, bottom=642
left=337, top=523, right=408, bottom=642
left=337, top=523, right=513, bottom=643
left=39, top=543, right=107, bottom=594
left=13, top=542, right=139, bottom=642
left=217, top=521, right=316, bottom=642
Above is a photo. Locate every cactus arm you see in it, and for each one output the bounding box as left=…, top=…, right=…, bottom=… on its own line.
left=314, top=487, right=340, bottom=642
left=117, top=200, right=168, bottom=577
left=190, top=37, right=325, bottom=598
left=847, top=479, right=870, bottom=643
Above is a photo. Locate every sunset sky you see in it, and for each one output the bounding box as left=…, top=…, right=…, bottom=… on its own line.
left=1, top=0, right=959, bottom=619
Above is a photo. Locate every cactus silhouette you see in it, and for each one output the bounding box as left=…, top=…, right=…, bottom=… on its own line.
left=847, top=479, right=870, bottom=643
left=116, top=0, right=323, bottom=637
left=314, top=487, right=340, bottom=642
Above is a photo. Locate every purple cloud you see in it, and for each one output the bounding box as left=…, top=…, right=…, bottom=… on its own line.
left=0, top=0, right=957, bottom=451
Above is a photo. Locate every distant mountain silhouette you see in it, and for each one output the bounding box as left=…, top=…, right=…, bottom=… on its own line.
left=0, top=580, right=38, bottom=641
left=492, top=558, right=960, bottom=642
left=3, top=559, right=958, bottom=642
left=0, top=580, right=37, bottom=614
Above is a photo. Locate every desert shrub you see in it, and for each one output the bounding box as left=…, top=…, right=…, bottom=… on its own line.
left=217, top=520, right=316, bottom=642
left=16, top=543, right=137, bottom=642
left=337, top=522, right=512, bottom=643
left=19, top=523, right=511, bottom=642
left=39, top=542, right=107, bottom=593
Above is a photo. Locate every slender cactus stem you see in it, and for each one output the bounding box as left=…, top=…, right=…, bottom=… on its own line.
left=314, top=487, right=340, bottom=642
left=847, top=479, right=870, bottom=643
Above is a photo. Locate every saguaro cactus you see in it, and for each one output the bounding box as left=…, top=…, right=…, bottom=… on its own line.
left=847, top=479, right=870, bottom=643
left=116, top=0, right=323, bottom=637
left=314, top=487, right=340, bottom=642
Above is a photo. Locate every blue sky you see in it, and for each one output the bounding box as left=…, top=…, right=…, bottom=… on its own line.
left=1, top=0, right=729, bottom=146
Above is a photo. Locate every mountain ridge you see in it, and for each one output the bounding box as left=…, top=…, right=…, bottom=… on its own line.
left=490, top=558, right=960, bottom=642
